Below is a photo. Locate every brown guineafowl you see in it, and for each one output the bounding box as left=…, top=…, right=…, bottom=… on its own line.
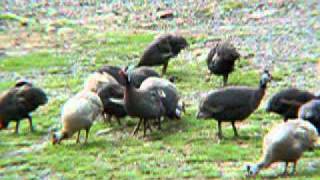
left=299, top=99, right=320, bottom=134
left=52, top=90, right=103, bottom=145
left=118, top=68, right=165, bottom=136
left=138, top=34, right=188, bottom=75
left=266, top=88, right=316, bottom=122
left=246, top=120, right=318, bottom=177
left=206, top=42, right=240, bottom=86
left=0, top=81, right=48, bottom=134
left=98, top=66, right=160, bottom=88
left=196, top=70, right=272, bottom=138
left=97, top=82, right=127, bottom=125
left=140, top=77, right=184, bottom=129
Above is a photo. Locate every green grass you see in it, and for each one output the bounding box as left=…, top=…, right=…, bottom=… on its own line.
left=0, top=52, right=70, bottom=72
left=0, top=81, right=15, bottom=92
left=1, top=27, right=320, bottom=179
left=0, top=13, right=29, bottom=24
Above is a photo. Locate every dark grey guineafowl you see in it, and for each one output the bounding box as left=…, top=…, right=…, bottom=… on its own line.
left=0, top=81, right=48, bottom=133
left=299, top=99, right=320, bottom=134
left=129, top=66, right=160, bottom=88
left=197, top=70, right=272, bottom=138
left=140, top=77, right=184, bottom=129
left=98, top=65, right=126, bottom=85
left=97, top=82, right=127, bottom=125
left=266, top=88, right=316, bottom=122
left=98, top=66, right=159, bottom=88
left=138, top=34, right=188, bottom=76
left=206, top=42, right=240, bottom=86
left=118, top=69, right=165, bottom=136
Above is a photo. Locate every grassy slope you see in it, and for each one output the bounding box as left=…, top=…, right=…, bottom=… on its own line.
left=0, top=31, right=320, bottom=180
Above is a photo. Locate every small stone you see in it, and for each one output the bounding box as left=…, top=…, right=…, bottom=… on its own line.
left=96, top=128, right=113, bottom=136
left=158, top=10, right=174, bottom=19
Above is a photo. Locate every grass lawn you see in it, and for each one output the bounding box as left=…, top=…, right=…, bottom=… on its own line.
left=1, top=0, right=320, bottom=179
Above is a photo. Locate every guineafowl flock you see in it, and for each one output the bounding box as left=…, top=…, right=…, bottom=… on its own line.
left=1, top=33, right=319, bottom=177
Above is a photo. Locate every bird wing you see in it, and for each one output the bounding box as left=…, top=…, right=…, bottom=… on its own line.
left=0, top=89, right=25, bottom=116
left=206, top=46, right=217, bottom=65
left=110, top=86, right=124, bottom=98
left=279, top=99, right=304, bottom=106
left=292, top=126, right=309, bottom=144
left=205, top=90, right=252, bottom=113
left=109, top=98, right=125, bottom=106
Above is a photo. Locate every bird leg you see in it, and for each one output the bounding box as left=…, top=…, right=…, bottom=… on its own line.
left=291, top=161, right=297, bottom=175
left=161, top=62, right=168, bottom=76
left=143, top=119, right=147, bottom=137
left=232, top=121, right=239, bottom=137
left=85, top=127, right=90, bottom=144
left=223, top=75, right=228, bottom=86
left=27, top=115, right=34, bottom=132
left=15, top=121, right=20, bottom=134
left=146, top=120, right=153, bottom=133
left=205, top=70, right=211, bottom=82
left=217, top=121, right=223, bottom=139
left=132, top=118, right=142, bottom=136
left=116, top=117, right=122, bottom=126
left=282, top=162, right=289, bottom=176
left=76, top=131, right=81, bottom=144
left=103, top=113, right=112, bottom=124
left=158, top=117, right=162, bottom=130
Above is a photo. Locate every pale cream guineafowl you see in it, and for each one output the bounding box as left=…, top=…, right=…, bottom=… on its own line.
left=246, top=120, right=318, bottom=177
left=52, top=90, right=103, bottom=144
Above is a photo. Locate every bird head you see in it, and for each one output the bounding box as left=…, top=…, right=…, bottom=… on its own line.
left=259, top=69, right=272, bottom=88
left=0, top=121, right=4, bottom=130
left=245, top=164, right=259, bottom=177
left=120, top=65, right=135, bottom=85
left=169, top=35, right=188, bottom=54
left=0, top=119, right=9, bottom=130
left=15, top=79, right=33, bottom=88
left=51, top=131, right=67, bottom=145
